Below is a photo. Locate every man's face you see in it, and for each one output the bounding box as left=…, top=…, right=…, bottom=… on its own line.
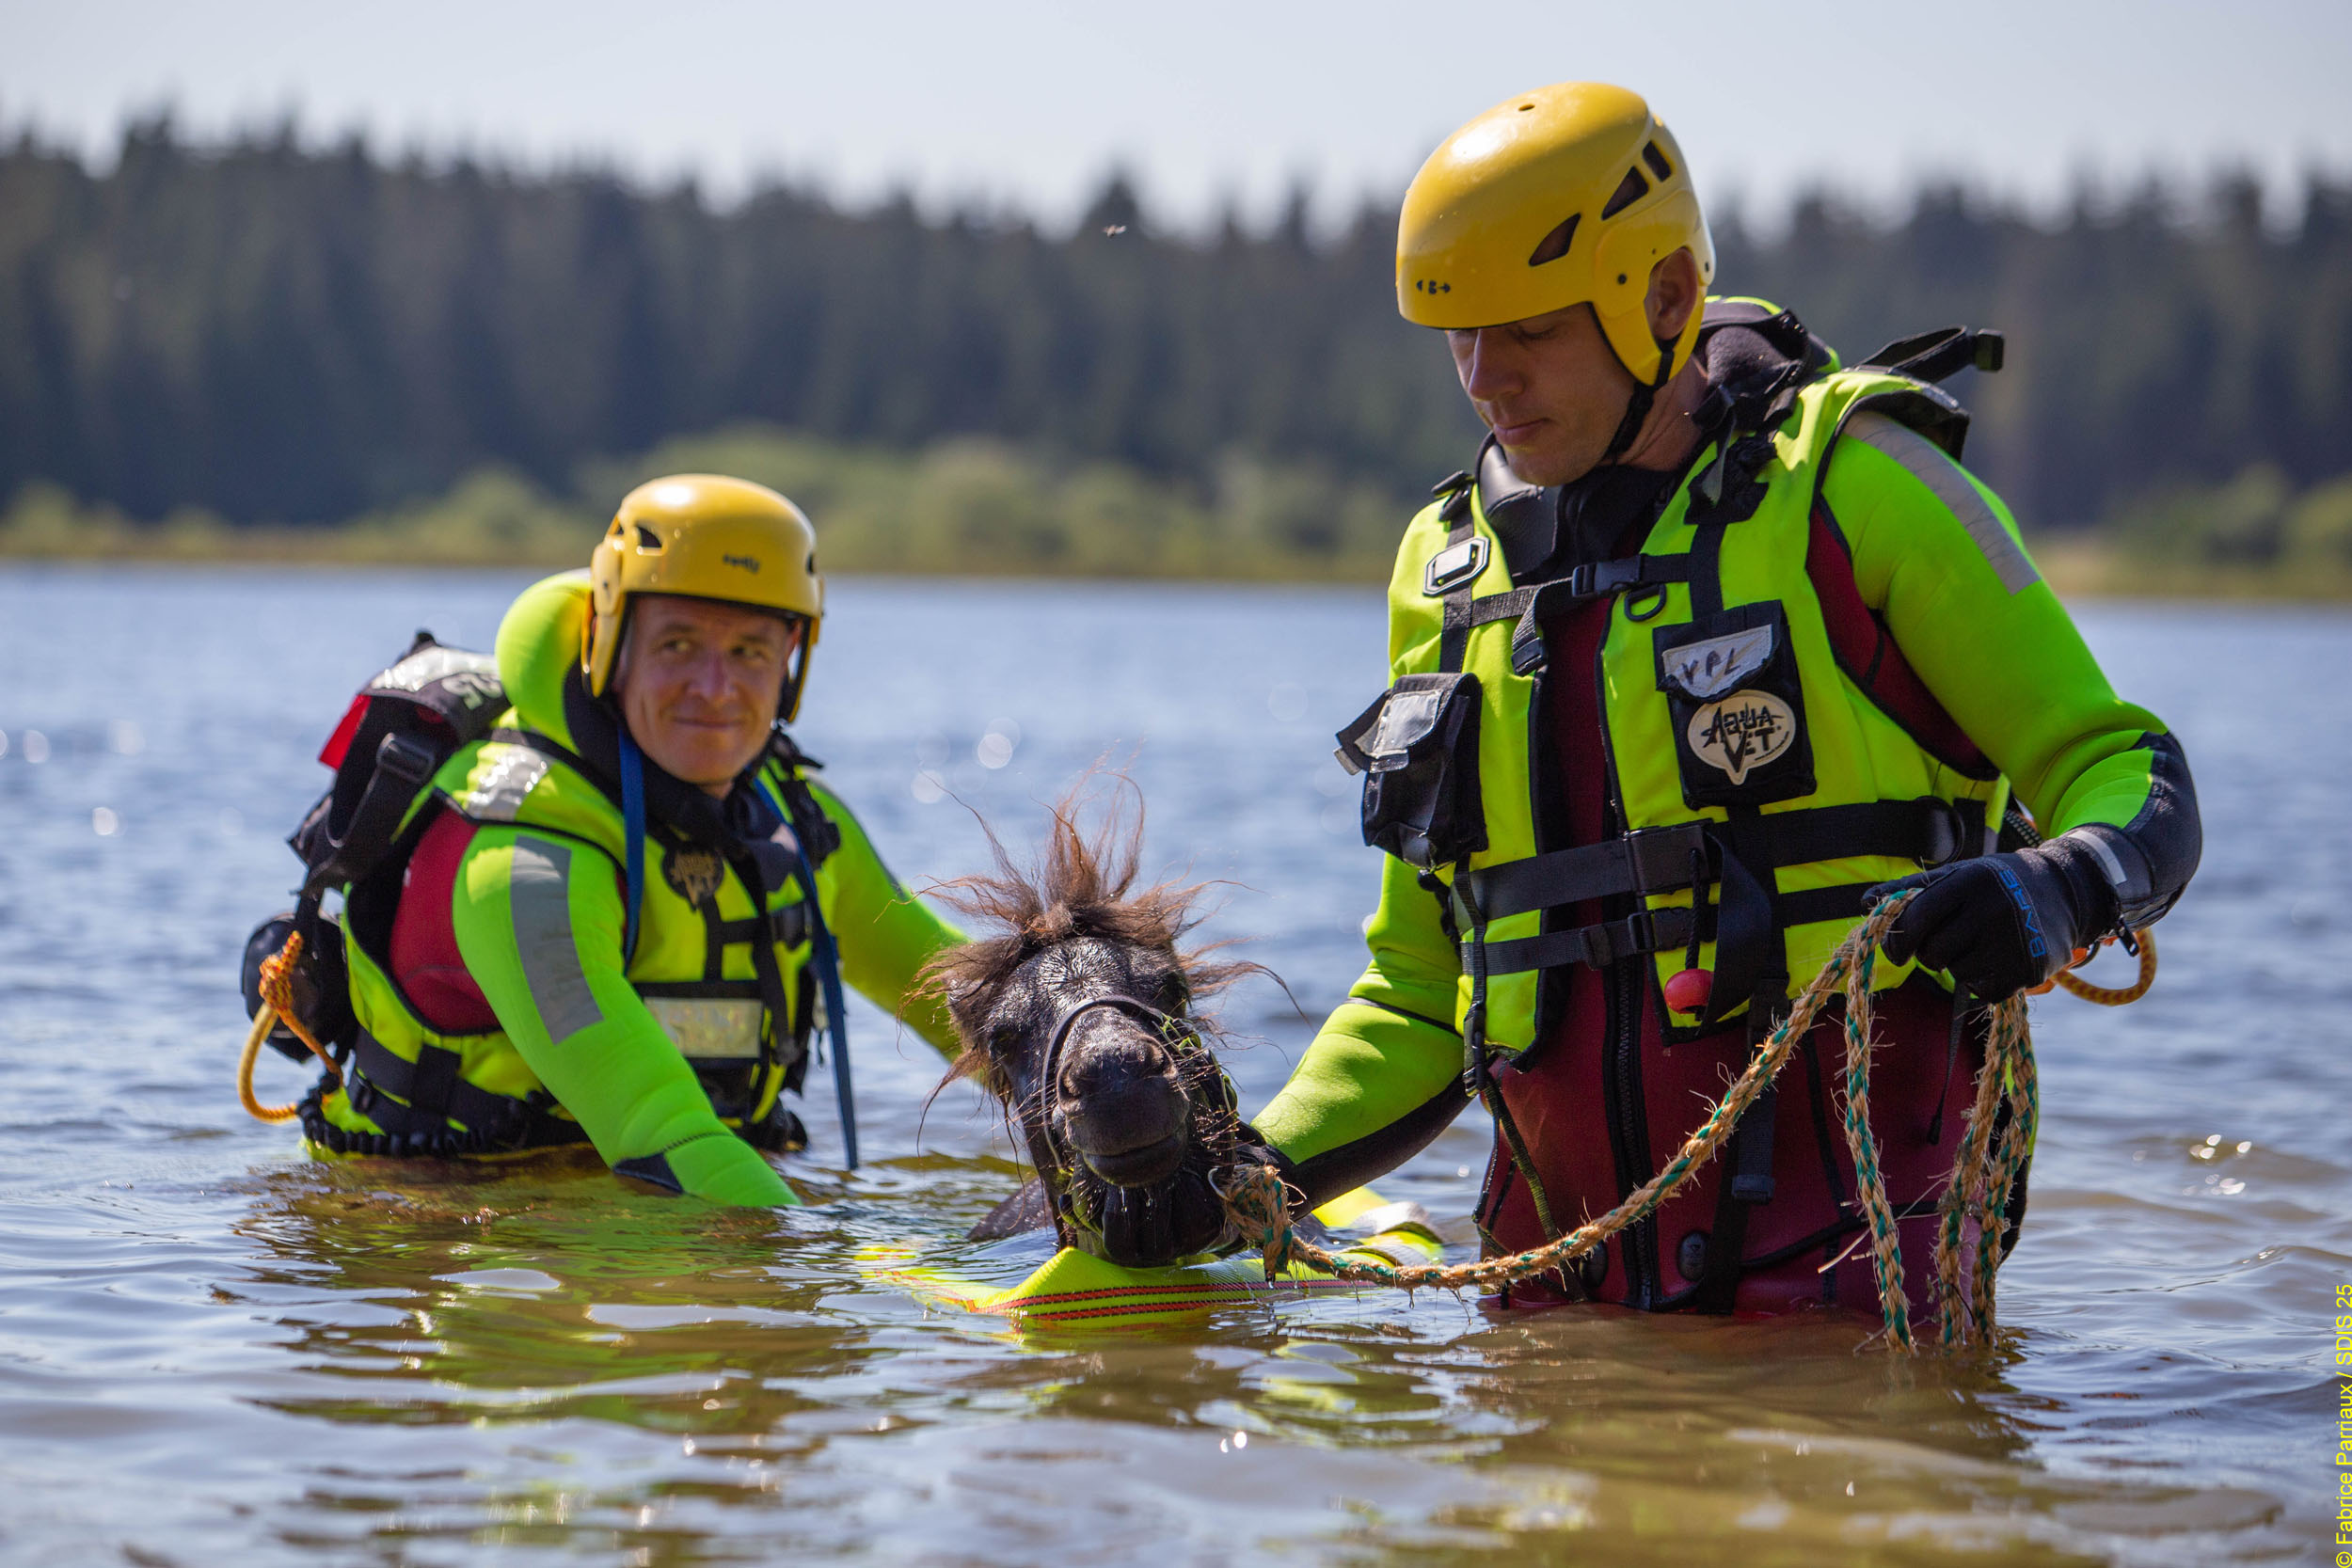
left=615, top=595, right=801, bottom=793
left=1447, top=302, right=1639, bottom=488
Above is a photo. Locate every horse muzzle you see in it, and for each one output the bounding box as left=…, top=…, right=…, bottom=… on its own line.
left=1056, top=1078, right=1191, bottom=1188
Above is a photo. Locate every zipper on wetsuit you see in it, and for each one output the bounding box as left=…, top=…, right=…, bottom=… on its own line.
left=1591, top=640, right=1661, bottom=1307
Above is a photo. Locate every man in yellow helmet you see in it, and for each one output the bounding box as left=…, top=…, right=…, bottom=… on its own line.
left=261, top=475, right=961, bottom=1203
left=1248, top=84, right=2201, bottom=1316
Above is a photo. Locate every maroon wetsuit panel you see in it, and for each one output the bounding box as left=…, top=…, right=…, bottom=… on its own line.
left=388, top=809, right=500, bottom=1035
left=1477, top=583, right=1981, bottom=1320
left=1806, top=499, right=1990, bottom=777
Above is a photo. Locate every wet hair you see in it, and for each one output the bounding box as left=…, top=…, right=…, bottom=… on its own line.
left=918, top=781, right=1263, bottom=1096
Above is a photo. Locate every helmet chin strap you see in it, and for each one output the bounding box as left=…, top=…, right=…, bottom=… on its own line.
left=1596, top=332, right=1677, bottom=467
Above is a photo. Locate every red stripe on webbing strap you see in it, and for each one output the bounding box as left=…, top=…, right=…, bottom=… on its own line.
left=1005, top=1277, right=1359, bottom=1309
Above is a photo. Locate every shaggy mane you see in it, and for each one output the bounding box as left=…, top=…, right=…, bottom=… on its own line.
left=917, top=784, right=1265, bottom=1094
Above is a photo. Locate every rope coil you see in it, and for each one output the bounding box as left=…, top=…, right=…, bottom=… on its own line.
left=235, top=931, right=342, bottom=1125
left=1214, top=893, right=2044, bottom=1354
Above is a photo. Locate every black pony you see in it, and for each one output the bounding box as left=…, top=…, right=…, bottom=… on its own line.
left=920, top=794, right=1279, bottom=1267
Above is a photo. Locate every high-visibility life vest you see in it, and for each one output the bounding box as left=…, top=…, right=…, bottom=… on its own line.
left=308, top=575, right=842, bottom=1158
left=1338, top=306, right=2014, bottom=1064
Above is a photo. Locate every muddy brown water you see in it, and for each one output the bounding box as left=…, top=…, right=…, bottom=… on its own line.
left=0, top=565, right=2339, bottom=1564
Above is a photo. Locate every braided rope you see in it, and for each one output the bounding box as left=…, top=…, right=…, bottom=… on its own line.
left=2049, top=928, right=2155, bottom=1006
left=235, top=931, right=342, bottom=1125
left=1216, top=891, right=2043, bottom=1354
left=1973, top=1007, right=2039, bottom=1334
left=1933, top=1009, right=2011, bottom=1348
left=1837, top=924, right=1914, bottom=1352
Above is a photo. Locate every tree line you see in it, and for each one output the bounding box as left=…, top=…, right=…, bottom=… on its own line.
left=2, top=117, right=2347, bottom=541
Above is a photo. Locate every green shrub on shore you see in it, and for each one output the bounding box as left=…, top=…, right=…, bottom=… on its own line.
left=11, top=423, right=2351, bottom=598
left=0, top=424, right=1408, bottom=580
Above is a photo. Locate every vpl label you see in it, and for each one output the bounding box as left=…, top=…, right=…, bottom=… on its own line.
left=1687, top=689, right=1796, bottom=785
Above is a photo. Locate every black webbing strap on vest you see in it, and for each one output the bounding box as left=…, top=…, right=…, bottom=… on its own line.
left=1693, top=954, right=1789, bottom=1312
left=1461, top=821, right=1710, bottom=922
left=707, top=905, right=810, bottom=956
left=293, top=729, right=441, bottom=949
left=1460, top=556, right=1695, bottom=676
left=1435, top=491, right=1482, bottom=674
left=343, top=1027, right=554, bottom=1147
left=300, top=730, right=440, bottom=900
left=1465, top=905, right=1697, bottom=977
left=1457, top=797, right=1969, bottom=939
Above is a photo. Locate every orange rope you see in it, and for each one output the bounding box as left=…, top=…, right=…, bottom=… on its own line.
left=2046, top=927, right=2156, bottom=1006
left=234, top=931, right=342, bottom=1125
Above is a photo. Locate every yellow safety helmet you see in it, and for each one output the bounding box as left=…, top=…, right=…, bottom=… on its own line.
left=583, top=473, right=825, bottom=721
left=1398, top=82, right=1716, bottom=388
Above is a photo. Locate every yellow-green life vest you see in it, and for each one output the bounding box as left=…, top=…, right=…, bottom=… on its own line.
left=1365, top=360, right=2011, bottom=1059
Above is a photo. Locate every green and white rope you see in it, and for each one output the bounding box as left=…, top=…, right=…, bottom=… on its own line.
left=1216, top=891, right=2039, bottom=1354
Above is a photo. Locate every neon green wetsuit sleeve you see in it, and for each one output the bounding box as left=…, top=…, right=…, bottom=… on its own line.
left=1252, top=847, right=1469, bottom=1206
left=807, top=782, right=966, bottom=1059
left=451, top=827, right=800, bottom=1207
left=1823, top=413, right=2197, bottom=890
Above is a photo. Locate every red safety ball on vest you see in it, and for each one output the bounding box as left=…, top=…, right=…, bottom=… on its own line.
left=1663, top=967, right=1713, bottom=1015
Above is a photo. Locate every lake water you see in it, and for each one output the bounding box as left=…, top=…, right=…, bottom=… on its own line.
left=0, top=564, right=2342, bottom=1565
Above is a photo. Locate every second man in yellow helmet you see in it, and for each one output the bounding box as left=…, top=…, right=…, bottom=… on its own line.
left=271, top=475, right=963, bottom=1203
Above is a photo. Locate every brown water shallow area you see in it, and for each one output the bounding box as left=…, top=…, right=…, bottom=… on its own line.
left=67, top=1145, right=2276, bottom=1567
left=0, top=567, right=2342, bottom=1564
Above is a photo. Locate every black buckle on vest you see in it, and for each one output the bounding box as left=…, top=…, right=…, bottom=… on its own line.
left=1594, top=909, right=1656, bottom=968
left=1626, top=822, right=1715, bottom=894
left=1424, top=535, right=1489, bottom=596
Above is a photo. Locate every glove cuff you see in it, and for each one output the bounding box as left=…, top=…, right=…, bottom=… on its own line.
left=2026, top=834, right=2122, bottom=948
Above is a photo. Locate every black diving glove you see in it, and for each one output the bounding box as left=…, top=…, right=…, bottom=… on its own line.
left=1871, top=838, right=2121, bottom=1002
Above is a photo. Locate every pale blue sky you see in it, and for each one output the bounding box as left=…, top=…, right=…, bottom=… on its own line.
left=4, top=0, right=2345, bottom=231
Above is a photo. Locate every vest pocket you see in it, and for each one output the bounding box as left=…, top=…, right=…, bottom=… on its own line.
left=1335, top=672, right=1489, bottom=869
left=1653, top=603, right=1816, bottom=808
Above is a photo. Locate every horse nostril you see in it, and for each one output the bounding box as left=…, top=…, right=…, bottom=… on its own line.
left=1058, top=1039, right=1190, bottom=1189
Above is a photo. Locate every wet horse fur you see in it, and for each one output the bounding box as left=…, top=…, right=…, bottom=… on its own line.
left=920, top=794, right=1275, bottom=1267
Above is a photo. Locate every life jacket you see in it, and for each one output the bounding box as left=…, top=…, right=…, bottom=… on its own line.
left=254, top=574, right=852, bottom=1161
left=1336, top=300, right=2026, bottom=1311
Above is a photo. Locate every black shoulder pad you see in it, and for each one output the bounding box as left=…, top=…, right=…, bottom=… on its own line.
left=1476, top=440, right=1556, bottom=580
left=1856, top=326, right=2003, bottom=386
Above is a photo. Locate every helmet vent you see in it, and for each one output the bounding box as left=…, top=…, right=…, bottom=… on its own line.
left=1600, top=166, right=1649, bottom=219
left=1643, top=140, right=1674, bottom=181
left=634, top=524, right=664, bottom=551
left=1526, top=213, right=1581, bottom=268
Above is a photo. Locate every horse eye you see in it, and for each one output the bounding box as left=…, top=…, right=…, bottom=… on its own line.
left=987, top=1022, right=1024, bottom=1056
